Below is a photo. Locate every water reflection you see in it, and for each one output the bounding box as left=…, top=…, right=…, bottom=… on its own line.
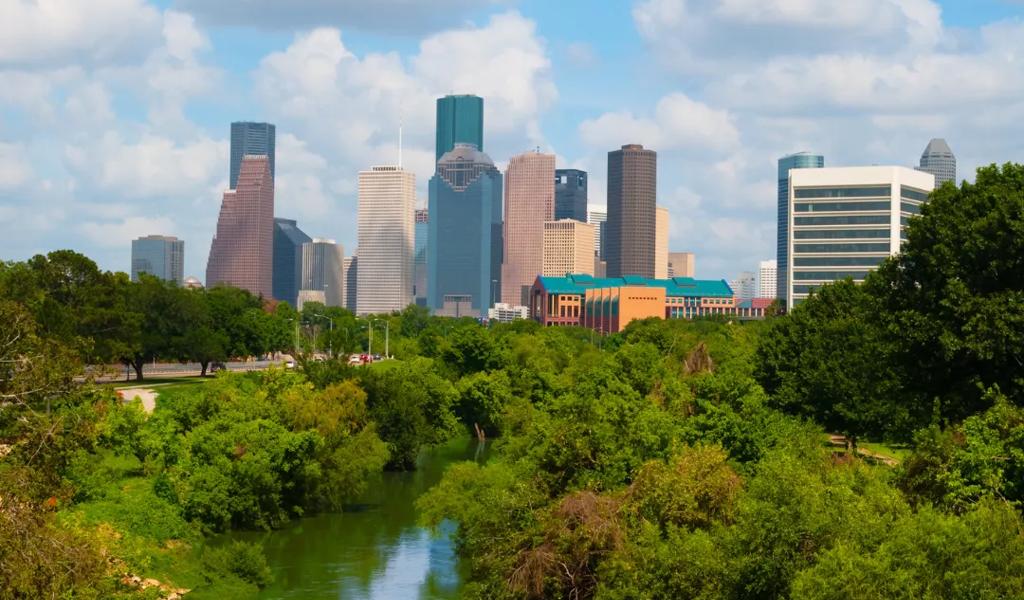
left=229, top=438, right=487, bottom=599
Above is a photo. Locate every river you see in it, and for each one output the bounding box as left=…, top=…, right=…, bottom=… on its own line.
left=228, top=437, right=488, bottom=599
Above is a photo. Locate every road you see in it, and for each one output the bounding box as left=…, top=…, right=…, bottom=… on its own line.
left=90, top=359, right=288, bottom=383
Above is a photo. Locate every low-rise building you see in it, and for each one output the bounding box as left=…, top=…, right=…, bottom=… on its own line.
left=488, top=303, right=529, bottom=323
left=530, top=273, right=767, bottom=333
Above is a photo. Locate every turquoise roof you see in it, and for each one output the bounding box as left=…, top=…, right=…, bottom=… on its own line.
left=536, top=274, right=734, bottom=298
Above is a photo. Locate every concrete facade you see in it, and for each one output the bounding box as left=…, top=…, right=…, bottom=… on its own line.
left=357, top=165, right=415, bottom=315
left=787, top=166, right=935, bottom=309
left=502, top=152, right=555, bottom=306
left=543, top=219, right=596, bottom=277
left=606, top=144, right=657, bottom=278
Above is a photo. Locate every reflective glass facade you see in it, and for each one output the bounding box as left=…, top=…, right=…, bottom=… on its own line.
left=131, top=235, right=184, bottom=285
left=554, top=169, right=588, bottom=222
left=272, top=218, right=311, bottom=308
left=435, top=95, right=483, bottom=161
left=427, top=144, right=503, bottom=316
left=230, top=122, right=275, bottom=189
left=918, top=138, right=956, bottom=187
left=777, top=152, right=824, bottom=303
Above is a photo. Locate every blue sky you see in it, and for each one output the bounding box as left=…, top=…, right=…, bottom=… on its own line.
left=1, top=0, right=1022, bottom=281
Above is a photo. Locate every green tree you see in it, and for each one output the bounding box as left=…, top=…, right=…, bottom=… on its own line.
left=869, top=163, right=1024, bottom=420
left=755, top=279, right=911, bottom=444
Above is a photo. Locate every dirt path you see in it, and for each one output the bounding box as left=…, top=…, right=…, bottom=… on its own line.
left=118, top=388, right=158, bottom=414
left=827, top=435, right=899, bottom=466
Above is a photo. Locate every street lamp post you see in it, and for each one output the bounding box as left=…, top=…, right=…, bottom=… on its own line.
left=371, top=319, right=390, bottom=358
left=313, top=314, right=334, bottom=357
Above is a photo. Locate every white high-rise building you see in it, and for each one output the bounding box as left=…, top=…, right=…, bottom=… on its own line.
left=730, top=271, right=756, bottom=301
left=587, top=205, right=607, bottom=258
left=758, top=260, right=777, bottom=299
left=655, top=206, right=669, bottom=279
left=357, top=165, right=415, bottom=315
left=787, top=166, right=934, bottom=310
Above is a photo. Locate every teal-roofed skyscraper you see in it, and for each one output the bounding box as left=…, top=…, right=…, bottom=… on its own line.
left=777, top=152, right=824, bottom=303
left=435, top=95, right=483, bottom=161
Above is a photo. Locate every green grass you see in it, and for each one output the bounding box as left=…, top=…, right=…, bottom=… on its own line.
left=365, top=358, right=402, bottom=371
left=61, top=451, right=261, bottom=599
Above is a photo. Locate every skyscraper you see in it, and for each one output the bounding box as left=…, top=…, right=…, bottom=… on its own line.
left=206, top=155, right=274, bottom=297
left=131, top=235, right=184, bottom=285
left=606, top=144, right=657, bottom=278
left=655, top=206, right=669, bottom=279
left=414, top=208, right=429, bottom=305
left=668, top=252, right=695, bottom=278
left=554, top=169, right=588, bottom=222
left=587, top=205, right=607, bottom=258
left=777, top=152, right=825, bottom=303
left=301, top=239, right=344, bottom=307
left=272, top=218, right=311, bottom=308
left=427, top=143, right=503, bottom=317
left=918, top=138, right=956, bottom=187
left=730, top=271, right=756, bottom=301
left=230, top=122, right=275, bottom=189
left=357, top=165, right=415, bottom=315
left=435, top=95, right=483, bottom=161
left=543, top=219, right=595, bottom=277
left=787, top=166, right=934, bottom=309
left=343, top=256, right=357, bottom=312
left=758, top=259, right=777, bottom=299
left=502, top=151, right=555, bottom=306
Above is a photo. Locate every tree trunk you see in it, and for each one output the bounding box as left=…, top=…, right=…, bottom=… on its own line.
left=200, top=361, right=209, bottom=377
left=131, top=360, right=144, bottom=382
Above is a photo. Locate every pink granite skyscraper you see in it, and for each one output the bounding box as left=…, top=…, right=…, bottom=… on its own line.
left=206, top=155, right=274, bottom=297
left=501, top=151, right=555, bottom=306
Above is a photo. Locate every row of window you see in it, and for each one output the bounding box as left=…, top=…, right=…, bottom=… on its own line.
left=793, top=271, right=870, bottom=281
left=794, top=243, right=891, bottom=253
left=794, top=201, right=891, bottom=213
left=792, top=285, right=821, bottom=294
left=900, top=186, right=929, bottom=202
left=794, top=186, right=891, bottom=199
left=793, top=229, right=890, bottom=240
left=901, top=202, right=921, bottom=215
left=794, top=215, right=891, bottom=226
left=793, top=255, right=886, bottom=267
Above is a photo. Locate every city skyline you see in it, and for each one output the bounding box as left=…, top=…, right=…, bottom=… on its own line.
left=1, top=1, right=1019, bottom=283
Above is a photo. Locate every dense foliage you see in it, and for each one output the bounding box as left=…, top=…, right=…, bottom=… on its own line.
left=757, top=163, right=1024, bottom=442
left=1, top=163, right=1022, bottom=598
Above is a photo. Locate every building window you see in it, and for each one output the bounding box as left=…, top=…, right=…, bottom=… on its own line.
left=795, top=186, right=891, bottom=199
left=793, top=243, right=891, bottom=253
left=793, top=229, right=890, bottom=240
left=794, top=201, right=891, bottom=213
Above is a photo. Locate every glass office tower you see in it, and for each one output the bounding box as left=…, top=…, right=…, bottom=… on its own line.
left=427, top=143, right=503, bottom=317
left=272, top=218, right=311, bottom=308
left=435, top=95, right=483, bottom=161
left=918, top=138, right=956, bottom=187
left=230, top=122, right=275, bottom=189
left=131, top=235, right=184, bottom=285
left=554, top=169, right=588, bottom=222
left=777, top=152, right=824, bottom=303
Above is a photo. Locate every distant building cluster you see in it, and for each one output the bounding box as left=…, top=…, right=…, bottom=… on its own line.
left=128, top=95, right=953, bottom=327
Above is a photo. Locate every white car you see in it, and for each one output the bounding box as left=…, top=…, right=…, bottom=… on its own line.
left=348, top=355, right=363, bottom=366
